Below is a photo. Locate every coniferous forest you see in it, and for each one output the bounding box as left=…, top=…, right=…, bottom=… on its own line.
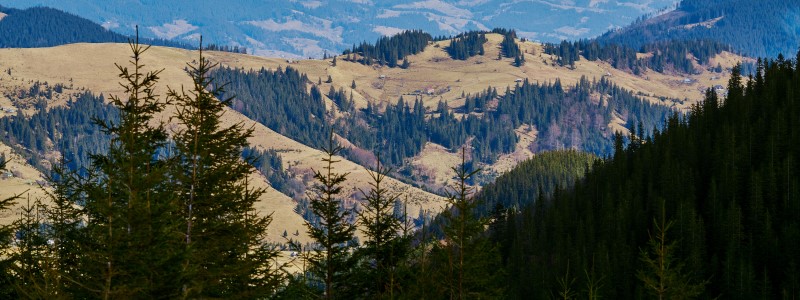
left=0, top=92, right=117, bottom=173
left=489, top=57, right=800, bottom=299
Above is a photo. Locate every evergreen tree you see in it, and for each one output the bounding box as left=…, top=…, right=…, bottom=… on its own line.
left=637, top=201, right=707, bottom=299
left=305, top=132, right=357, bottom=299
left=434, top=149, right=505, bottom=299
left=39, top=159, right=83, bottom=297
left=514, top=54, right=524, bottom=67
left=355, top=156, right=408, bottom=298
left=401, top=57, right=410, bottom=69
left=168, top=43, right=281, bottom=298
left=78, top=31, right=181, bottom=299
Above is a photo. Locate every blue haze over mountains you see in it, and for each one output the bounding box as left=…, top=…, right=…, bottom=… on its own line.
left=0, top=0, right=677, bottom=58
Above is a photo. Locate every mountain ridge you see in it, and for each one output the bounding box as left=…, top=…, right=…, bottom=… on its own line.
left=0, top=0, right=678, bottom=57
left=597, top=0, right=800, bottom=58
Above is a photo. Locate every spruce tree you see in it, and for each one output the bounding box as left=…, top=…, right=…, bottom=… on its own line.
left=10, top=195, right=58, bottom=299
left=356, top=156, right=407, bottom=298
left=401, top=57, right=410, bottom=69
left=79, top=31, right=181, bottom=299
left=436, top=149, right=504, bottom=299
left=168, top=43, right=280, bottom=298
left=304, top=132, right=356, bottom=299
left=39, top=159, right=83, bottom=297
left=637, top=201, right=707, bottom=299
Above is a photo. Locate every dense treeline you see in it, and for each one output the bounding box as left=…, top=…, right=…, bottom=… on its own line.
left=446, top=31, right=487, bottom=60
left=203, top=43, right=248, bottom=54
left=0, top=92, right=116, bottom=173
left=211, top=66, right=330, bottom=149
left=489, top=57, right=800, bottom=298
left=544, top=38, right=729, bottom=74
left=0, top=6, right=191, bottom=49
left=598, top=0, right=800, bottom=58
left=343, top=30, right=432, bottom=68
left=475, top=150, right=596, bottom=215
left=498, top=30, right=520, bottom=57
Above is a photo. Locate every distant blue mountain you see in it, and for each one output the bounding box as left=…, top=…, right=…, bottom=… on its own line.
left=0, top=0, right=676, bottom=57
left=597, top=0, right=800, bottom=58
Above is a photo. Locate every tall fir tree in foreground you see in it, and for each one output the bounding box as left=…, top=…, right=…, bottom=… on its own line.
left=40, top=160, right=83, bottom=297
left=168, top=41, right=280, bottom=298
left=79, top=32, right=182, bottom=299
left=431, top=149, right=505, bottom=299
left=304, top=132, right=357, bottom=299
left=355, top=156, right=409, bottom=298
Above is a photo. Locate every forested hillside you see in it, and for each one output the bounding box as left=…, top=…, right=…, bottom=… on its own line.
left=544, top=38, right=730, bottom=74
left=598, top=0, right=800, bottom=58
left=488, top=57, right=800, bottom=298
left=215, top=64, right=671, bottom=172
left=0, top=6, right=189, bottom=49
left=474, top=150, right=596, bottom=215
left=210, top=66, right=330, bottom=149
left=0, top=92, right=116, bottom=173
